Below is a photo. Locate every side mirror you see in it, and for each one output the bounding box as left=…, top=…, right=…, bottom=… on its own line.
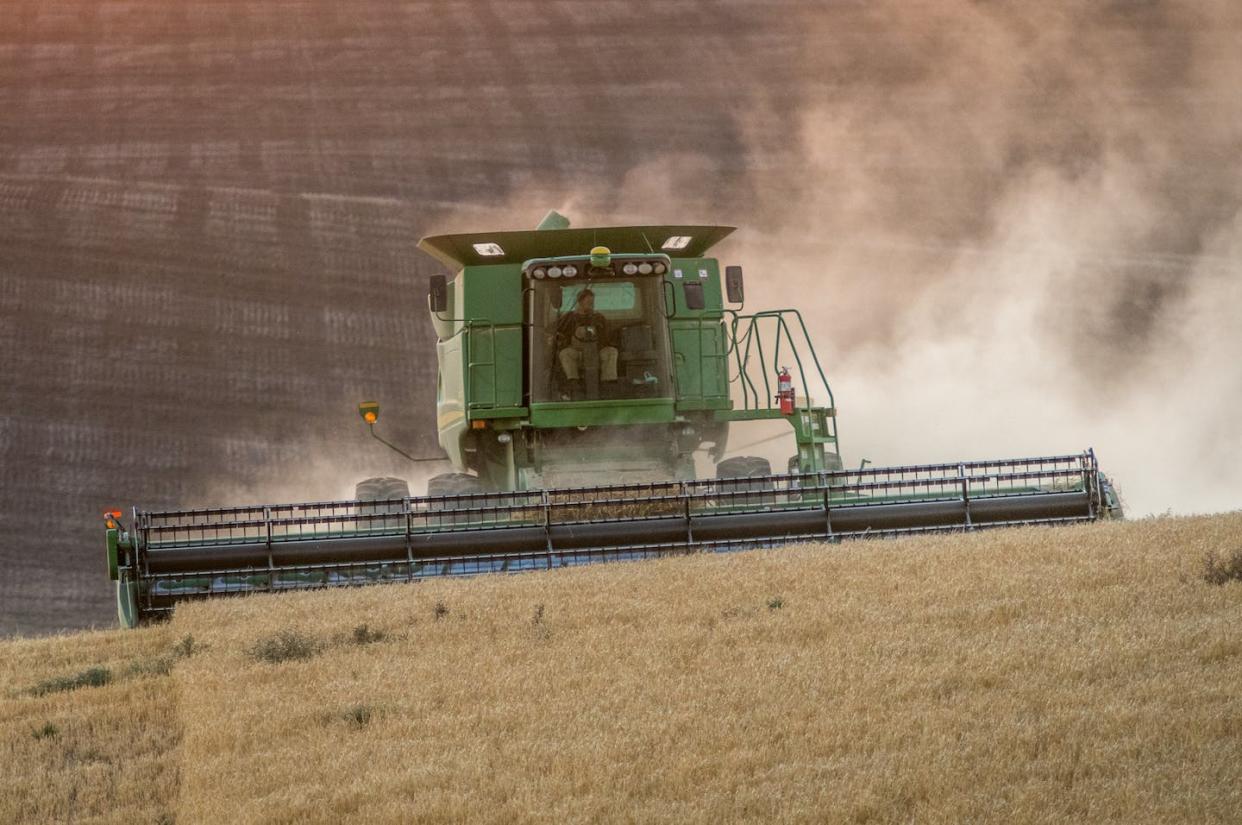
left=428, top=274, right=448, bottom=313
left=683, top=281, right=706, bottom=310
left=725, top=265, right=744, bottom=304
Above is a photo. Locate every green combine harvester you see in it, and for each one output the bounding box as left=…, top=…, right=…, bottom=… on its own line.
left=105, top=212, right=1123, bottom=627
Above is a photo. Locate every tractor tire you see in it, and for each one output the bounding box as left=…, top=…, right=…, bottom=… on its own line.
left=716, top=455, right=773, bottom=480
left=355, top=476, right=411, bottom=501
left=426, top=473, right=486, bottom=497
left=425, top=473, right=492, bottom=527
left=715, top=456, right=775, bottom=504
left=354, top=476, right=410, bottom=526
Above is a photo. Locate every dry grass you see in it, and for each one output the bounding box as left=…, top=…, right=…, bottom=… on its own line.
left=3, top=513, right=1241, bottom=823
left=0, top=624, right=182, bottom=824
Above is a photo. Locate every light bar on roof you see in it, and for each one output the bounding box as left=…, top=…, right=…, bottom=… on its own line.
left=661, top=235, right=692, bottom=250
left=523, top=253, right=671, bottom=279
left=472, top=242, right=505, bottom=256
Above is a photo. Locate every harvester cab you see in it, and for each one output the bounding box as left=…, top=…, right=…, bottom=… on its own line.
left=103, top=211, right=1123, bottom=628
left=416, top=212, right=842, bottom=492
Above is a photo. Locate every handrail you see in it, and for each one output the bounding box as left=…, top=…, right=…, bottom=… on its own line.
left=464, top=322, right=499, bottom=412
left=438, top=317, right=501, bottom=413
left=727, top=309, right=836, bottom=415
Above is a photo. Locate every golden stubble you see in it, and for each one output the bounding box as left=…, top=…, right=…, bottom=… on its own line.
left=0, top=625, right=181, bottom=824
left=166, top=512, right=1241, bottom=824
left=3, top=513, right=1239, bottom=824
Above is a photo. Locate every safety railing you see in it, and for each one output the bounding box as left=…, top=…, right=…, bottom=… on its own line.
left=727, top=309, right=836, bottom=415
left=463, top=321, right=499, bottom=413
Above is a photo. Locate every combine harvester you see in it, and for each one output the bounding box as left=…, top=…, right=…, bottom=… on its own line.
left=105, top=213, right=1122, bottom=626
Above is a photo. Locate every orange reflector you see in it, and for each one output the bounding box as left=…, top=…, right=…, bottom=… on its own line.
left=363, top=411, right=377, bottom=424
left=109, top=510, right=122, bottom=518
left=106, top=520, right=116, bottom=529
left=471, top=420, right=487, bottom=430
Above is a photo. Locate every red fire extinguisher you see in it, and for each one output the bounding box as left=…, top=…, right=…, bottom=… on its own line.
left=776, top=367, right=795, bottom=415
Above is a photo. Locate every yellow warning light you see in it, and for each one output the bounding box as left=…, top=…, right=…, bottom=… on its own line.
left=590, top=246, right=611, bottom=268
left=358, top=401, right=380, bottom=424
left=363, top=411, right=377, bottom=424
left=106, top=520, right=116, bottom=529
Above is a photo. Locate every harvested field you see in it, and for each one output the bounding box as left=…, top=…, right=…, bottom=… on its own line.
left=0, top=624, right=182, bottom=823
left=3, top=513, right=1241, bottom=823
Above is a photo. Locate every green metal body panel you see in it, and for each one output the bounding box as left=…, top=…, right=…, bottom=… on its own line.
left=106, top=528, right=120, bottom=581
left=473, top=407, right=528, bottom=421
left=528, top=399, right=676, bottom=428
left=419, top=225, right=735, bottom=269
left=117, top=576, right=139, bottom=629
left=108, top=528, right=141, bottom=628
left=670, top=321, right=730, bottom=403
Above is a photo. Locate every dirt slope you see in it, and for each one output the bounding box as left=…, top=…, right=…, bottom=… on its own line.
left=6, top=1, right=1242, bottom=635
left=4, top=514, right=1240, bottom=823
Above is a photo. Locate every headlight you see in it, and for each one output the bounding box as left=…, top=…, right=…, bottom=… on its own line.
left=653, top=262, right=667, bottom=275
left=622, top=263, right=638, bottom=275
left=637, top=262, right=653, bottom=275
left=532, top=268, right=546, bottom=279
left=562, top=265, right=578, bottom=278
left=548, top=266, right=563, bottom=278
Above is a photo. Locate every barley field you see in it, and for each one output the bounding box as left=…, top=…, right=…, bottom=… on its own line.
left=0, top=624, right=181, bottom=823
left=3, top=513, right=1241, bottom=823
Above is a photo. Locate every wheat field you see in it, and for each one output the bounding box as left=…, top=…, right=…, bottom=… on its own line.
left=3, top=513, right=1241, bottom=823
left=0, top=623, right=181, bottom=823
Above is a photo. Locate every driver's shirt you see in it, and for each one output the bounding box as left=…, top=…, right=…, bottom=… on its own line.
left=555, top=310, right=610, bottom=349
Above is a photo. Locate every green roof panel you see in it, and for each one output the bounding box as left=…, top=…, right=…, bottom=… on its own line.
left=418, top=224, right=736, bottom=270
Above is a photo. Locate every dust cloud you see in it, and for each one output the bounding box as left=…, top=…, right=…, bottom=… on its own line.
left=746, top=1, right=1242, bottom=517
left=444, top=2, right=1240, bottom=516
left=199, top=448, right=450, bottom=508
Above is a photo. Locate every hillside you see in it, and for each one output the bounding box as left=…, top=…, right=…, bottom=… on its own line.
left=5, top=1, right=1242, bottom=635
left=3, top=513, right=1241, bottom=823
left=0, top=0, right=821, bottom=632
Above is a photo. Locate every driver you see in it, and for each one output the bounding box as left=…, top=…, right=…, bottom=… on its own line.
left=556, top=288, right=618, bottom=389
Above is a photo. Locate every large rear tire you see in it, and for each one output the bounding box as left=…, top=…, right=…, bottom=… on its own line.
left=426, top=473, right=490, bottom=527
left=715, top=456, right=774, bottom=504
left=426, top=473, right=486, bottom=497
left=355, top=476, right=411, bottom=501
left=354, top=476, right=409, bottom=527
left=716, top=455, right=773, bottom=480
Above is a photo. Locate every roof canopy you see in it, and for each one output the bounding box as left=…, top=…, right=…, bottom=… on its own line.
left=417, top=225, right=736, bottom=270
